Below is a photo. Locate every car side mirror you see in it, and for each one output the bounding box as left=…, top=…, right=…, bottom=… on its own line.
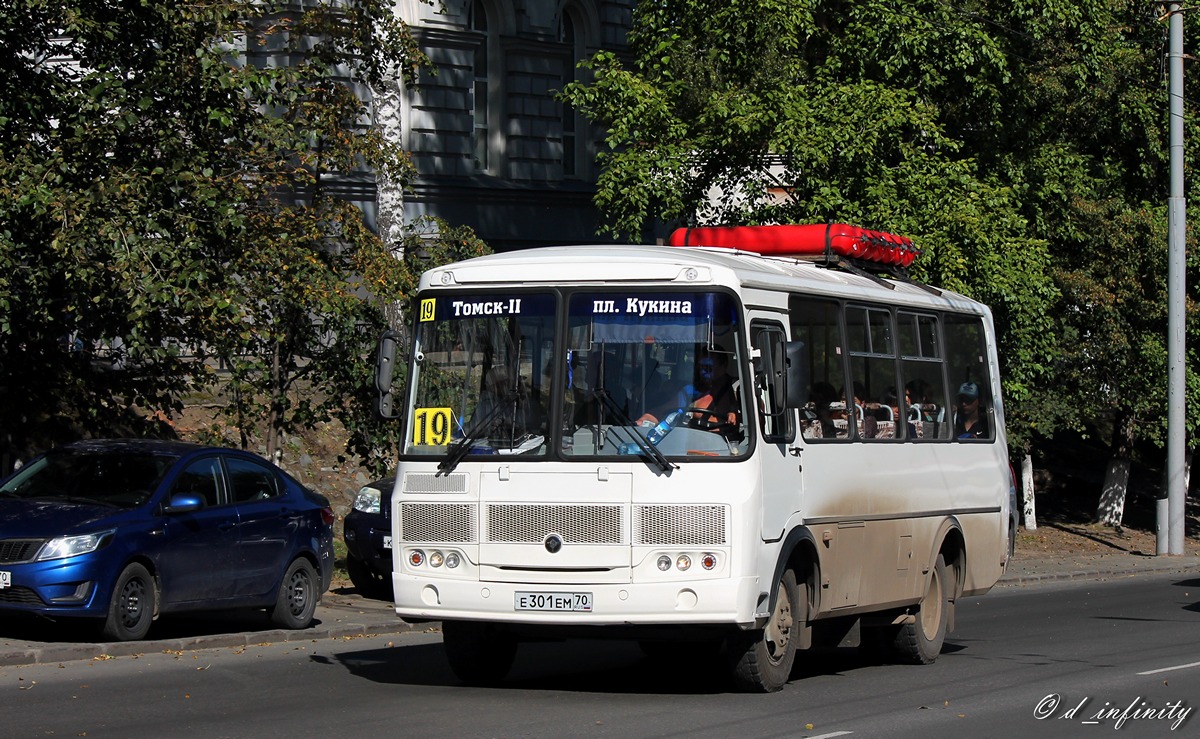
left=163, top=494, right=204, bottom=514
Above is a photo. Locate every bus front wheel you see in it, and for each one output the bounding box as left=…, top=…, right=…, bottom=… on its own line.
left=729, top=569, right=803, bottom=692
left=442, top=620, right=517, bottom=686
left=893, top=554, right=950, bottom=664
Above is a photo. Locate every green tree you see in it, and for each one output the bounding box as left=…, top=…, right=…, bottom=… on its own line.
left=566, top=0, right=1200, bottom=522
left=0, top=0, right=430, bottom=469
left=563, top=0, right=1057, bottom=451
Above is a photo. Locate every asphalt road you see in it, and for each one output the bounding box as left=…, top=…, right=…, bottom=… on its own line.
left=3, top=572, right=1199, bottom=738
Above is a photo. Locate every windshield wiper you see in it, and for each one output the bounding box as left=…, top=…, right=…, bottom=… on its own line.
left=593, top=390, right=677, bottom=473
left=437, top=395, right=515, bottom=475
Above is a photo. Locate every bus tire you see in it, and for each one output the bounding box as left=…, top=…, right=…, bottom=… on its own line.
left=729, top=569, right=802, bottom=692
left=893, top=554, right=949, bottom=664
left=442, top=621, right=517, bottom=686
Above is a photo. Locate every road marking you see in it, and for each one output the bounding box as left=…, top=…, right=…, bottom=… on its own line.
left=808, top=733, right=853, bottom=739
left=1137, top=660, right=1200, bottom=676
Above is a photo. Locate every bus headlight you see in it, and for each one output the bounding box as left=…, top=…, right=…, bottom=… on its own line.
left=701, top=553, right=718, bottom=570
left=408, top=549, right=425, bottom=567
left=429, top=551, right=444, bottom=568
left=445, top=552, right=461, bottom=569
left=676, top=554, right=692, bottom=571
left=657, top=555, right=672, bottom=571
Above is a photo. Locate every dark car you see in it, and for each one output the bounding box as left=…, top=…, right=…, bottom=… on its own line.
left=342, top=477, right=394, bottom=600
left=0, top=439, right=335, bottom=641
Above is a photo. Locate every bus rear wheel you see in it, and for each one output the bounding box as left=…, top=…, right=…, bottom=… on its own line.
left=729, top=569, right=803, bottom=692
left=893, top=554, right=950, bottom=664
left=442, top=621, right=517, bottom=686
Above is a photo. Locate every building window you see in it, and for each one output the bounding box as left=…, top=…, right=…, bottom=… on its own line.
left=471, top=0, right=490, bottom=172
left=560, top=12, right=578, bottom=177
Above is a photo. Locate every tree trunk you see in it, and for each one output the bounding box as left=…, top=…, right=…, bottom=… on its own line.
left=1096, top=411, right=1135, bottom=527
left=1022, top=453, right=1037, bottom=531
left=1097, top=458, right=1130, bottom=526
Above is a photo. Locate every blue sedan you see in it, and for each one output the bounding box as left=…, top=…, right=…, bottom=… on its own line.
left=0, top=439, right=334, bottom=641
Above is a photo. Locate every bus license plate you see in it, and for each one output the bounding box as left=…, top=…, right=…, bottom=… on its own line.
left=514, top=591, right=592, bottom=612
left=0, top=571, right=10, bottom=589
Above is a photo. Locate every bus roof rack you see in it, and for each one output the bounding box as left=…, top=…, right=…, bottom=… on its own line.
left=667, top=223, right=920, bottom=277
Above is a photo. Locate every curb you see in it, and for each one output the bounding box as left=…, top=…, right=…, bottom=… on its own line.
left=0, top=599, right=422, bottom=668
left=997, top=557, right=1200, bottom=587
left=8, top=560, right=1200, bottom=668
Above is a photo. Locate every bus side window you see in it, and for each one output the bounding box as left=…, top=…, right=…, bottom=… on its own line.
left=750, top=322, right=793, bottom=444
left=943, top=313, right=995, bottom=442
left=899, top=311, right=950, bottom=441
left=788, top=296, right=850, bottom=442
left=845, top=305, right=900, bottom=441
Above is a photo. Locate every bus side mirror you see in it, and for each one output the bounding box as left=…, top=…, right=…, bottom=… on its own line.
left=375, top=329, right=401, bottom=420
left=784, top=340, right=809, bottom=409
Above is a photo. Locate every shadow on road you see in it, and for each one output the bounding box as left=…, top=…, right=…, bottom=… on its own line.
left=325, top=637, right=922, bottom=695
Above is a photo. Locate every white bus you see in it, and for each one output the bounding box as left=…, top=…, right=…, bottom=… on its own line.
left=374, top=224, right=1013, bottom=692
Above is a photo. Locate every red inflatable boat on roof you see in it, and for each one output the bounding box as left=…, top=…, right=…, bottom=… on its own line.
left=667, top=223, right=919, bottom=268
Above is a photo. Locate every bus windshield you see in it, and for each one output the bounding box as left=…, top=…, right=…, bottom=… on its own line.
left=404, top=289, right=748, bottom=461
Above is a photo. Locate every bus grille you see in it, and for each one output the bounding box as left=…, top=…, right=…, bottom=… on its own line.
left=399, top=503, right=476, bottom=543
left=486, top=504, right=625, bottom=545
left=635, top=505, right=728, bottom=546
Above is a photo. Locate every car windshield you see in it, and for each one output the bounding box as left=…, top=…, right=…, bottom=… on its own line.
left=0, top=449, right=177, bottom=508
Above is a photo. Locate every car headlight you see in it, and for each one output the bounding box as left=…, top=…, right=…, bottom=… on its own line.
left=352, top=486, right=382, bottom=514
left=36, top=530, right=115, bottom=561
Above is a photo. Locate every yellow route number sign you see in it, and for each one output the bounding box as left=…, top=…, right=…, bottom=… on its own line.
left=412, top=407, right=453, bottom=446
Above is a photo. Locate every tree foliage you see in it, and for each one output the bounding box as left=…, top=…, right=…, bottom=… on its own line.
left=565, top=0, right=1200, bottom=458
left=0, top=0, right=441, bottom=468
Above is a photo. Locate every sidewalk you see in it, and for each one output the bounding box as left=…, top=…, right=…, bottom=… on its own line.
left=5, top=551, right=1200, bottom=668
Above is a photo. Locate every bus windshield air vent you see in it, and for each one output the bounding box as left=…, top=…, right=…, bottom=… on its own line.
left=636, top=505, right=728, bottom=546
left=403, top=473, right=468, bottom=494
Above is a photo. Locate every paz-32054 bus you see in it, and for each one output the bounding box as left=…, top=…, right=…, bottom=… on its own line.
left=374, top=224, right=1013, bottom=692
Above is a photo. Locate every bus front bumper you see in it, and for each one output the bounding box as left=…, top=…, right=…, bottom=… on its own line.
left=392, top=573, right=761, bottom=627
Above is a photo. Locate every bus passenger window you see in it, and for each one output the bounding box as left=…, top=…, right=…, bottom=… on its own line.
left=788, top=296, right=850, bottom=442
left=943, top=313, right=995, bottom=442
left=846, top=305, right=899, bottom=441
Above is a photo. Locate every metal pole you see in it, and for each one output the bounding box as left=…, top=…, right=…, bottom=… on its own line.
left=1164, top=3, right=1187, bottom=555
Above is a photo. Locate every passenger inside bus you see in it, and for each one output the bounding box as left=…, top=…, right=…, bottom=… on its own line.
left=636, top=347, right=741, bottom=440
left=686, top=349, right=740, bottom=435
left=954, top=382, right=989, bottom=439
left=805, top=381, right=840, bottom=438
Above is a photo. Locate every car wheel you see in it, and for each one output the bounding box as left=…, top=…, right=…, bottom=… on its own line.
left=270, top=558, right=318, bottom=629
left=728, top=569, right=803, bottom=692
left=442, top=621, right=517, bottom=686
left=893, top=554, right=950, bottom=664
left=346, top=554, right=392, bottom=600
left=101, top=563, right=155, bottom=642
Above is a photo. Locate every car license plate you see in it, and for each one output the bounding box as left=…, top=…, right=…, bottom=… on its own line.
left=514, top=591, right=592, bottom=612
left=383, top=535, right=392, bottom=549
left=0, top=571, right=10, bottom=589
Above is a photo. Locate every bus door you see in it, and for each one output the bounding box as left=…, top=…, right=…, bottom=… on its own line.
left=749, top=318, right=801, bottom=542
